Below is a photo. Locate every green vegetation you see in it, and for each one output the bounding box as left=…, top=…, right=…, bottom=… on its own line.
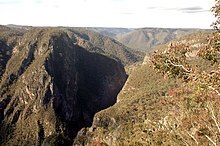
left=0, top=2, right=219, bottom=145
left=75, top=31, right=220, bottom=146
left=74, top=1, right=220, bottom=145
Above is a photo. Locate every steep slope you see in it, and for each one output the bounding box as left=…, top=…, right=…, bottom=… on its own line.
left=0, top=26, right=26, bottom=80
left=89, top=27, right=132, bottom=38
left=74, top=62, right=178, bottom=146
left=0, top=28, right=127, bottom=145
left=2, top=25, right=144, bottom=66
left=116, top=28, right=211, bottom=52
left=74, top=32, right=220, bottom=146
left=66, top=28, right=144, bottom=65
left=0, top=40, right=12, bottom=79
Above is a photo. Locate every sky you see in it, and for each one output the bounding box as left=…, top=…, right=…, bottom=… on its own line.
left=0, top=0, right=216, bottom=29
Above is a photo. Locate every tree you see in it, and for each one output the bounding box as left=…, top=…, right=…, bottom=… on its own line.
left=212, top=0, right=220, bottom=30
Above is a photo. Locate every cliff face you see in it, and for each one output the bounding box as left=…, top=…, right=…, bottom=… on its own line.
left=74, top=62, right=176, bottom=146
left=0, top=28, right=127, bottom=145
left=66, top=28, right=144, bottom=65
left=74, top=32, right=219, bottom=146
left=0, top=40, right=12, bottom=79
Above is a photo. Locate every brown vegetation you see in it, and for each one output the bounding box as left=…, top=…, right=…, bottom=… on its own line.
left=74, top=1, right=220, bottom=145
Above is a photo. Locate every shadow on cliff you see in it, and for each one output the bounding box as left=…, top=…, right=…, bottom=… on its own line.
left=0, top=31, right=127, bottom=146
left=44, top=36, right=128, bottom=145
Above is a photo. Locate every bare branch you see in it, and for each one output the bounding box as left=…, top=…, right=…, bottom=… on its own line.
left=208, top=86, right=220, bottom=96
left=186, top=131, right=198, bottom=145
left=204, top=134, right=217, bottom=146
left=207, top=103, right=220, bottom=133
left=167, top=60, right=191, bottom=73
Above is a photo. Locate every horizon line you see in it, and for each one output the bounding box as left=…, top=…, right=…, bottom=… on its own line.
left=3, top=24, right=214, bottom=30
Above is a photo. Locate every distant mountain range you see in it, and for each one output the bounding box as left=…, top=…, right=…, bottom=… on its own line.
left=90, top=27, right=212, bottom=52
left=3, top=25, right=144, bottom=65
left=5, top=25, right=212, bottom=52
left=89, top=27, right=132, bottom=38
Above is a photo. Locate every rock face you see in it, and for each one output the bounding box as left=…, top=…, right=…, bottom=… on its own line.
left=0, top=27, right=127, bottom=145
left=0, top=40, right=12, bottom=79
left=66, top=28, right=144, bottom=65
left=73, top=61, right=176, bottom=146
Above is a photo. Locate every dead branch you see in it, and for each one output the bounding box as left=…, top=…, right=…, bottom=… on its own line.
left=167, top=60, right=191, bottom=73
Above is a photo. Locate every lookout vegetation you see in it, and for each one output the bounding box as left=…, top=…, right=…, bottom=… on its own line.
left=74, top=1, right=220, bottom=145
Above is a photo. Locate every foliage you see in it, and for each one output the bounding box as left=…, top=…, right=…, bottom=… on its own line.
left=151, top=42, right=191, bottom=79
left=148, top=20, right=220, bottom=145
left=212, top=0, right=220, bottom=30
left=75, top=7, right=220, bottom=144
left=198, top=32, right=220, bottom=63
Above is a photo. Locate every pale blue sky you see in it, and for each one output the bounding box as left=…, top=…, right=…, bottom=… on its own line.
left=0, top=0, right=215, bottom=28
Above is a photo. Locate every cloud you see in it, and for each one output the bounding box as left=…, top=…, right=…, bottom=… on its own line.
left=148, top=6, right=210, bottom=14
left=182, top=9, right=209, bottom=13
left=146, top=7, right=157, bottom=10
left=0, top=0, right=214, bottom=29
left=178, top=6, right=210, bottom=13
left=179, top=6, right=203, bottom=11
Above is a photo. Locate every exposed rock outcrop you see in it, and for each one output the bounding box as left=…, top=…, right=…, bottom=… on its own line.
left=0, top=28, right=127, bottom=146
